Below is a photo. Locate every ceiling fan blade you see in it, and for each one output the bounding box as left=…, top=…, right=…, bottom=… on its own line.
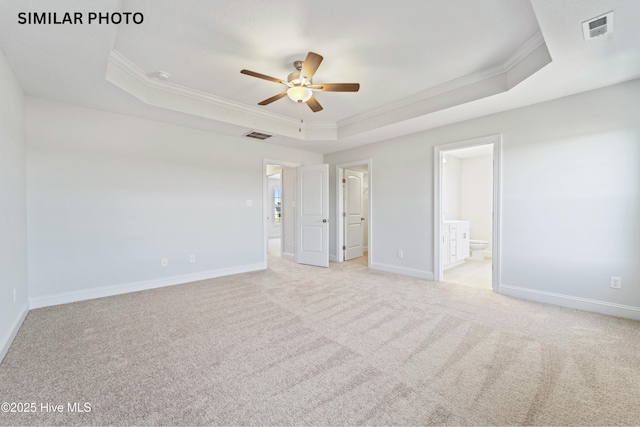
left=258, top=92, right=287, bottom=106
left=306, top=95, right=323, bottom=112
left=310, top=83, right=360, bottom=92
left=300, top=52, right=323, bottom=82
left=241, top=69, right=286, bottom=85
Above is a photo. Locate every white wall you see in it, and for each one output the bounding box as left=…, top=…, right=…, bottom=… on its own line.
left=327, top=143, right=433, bottom=278
left=26, top=98, right=322, bottom=306
left=460, top=154, right=493, bottom=254
left=325, top=78, right=640, bottom=319
left=442, top=154, right=461, bottom=221
left=0, top=47, right=28, bottom=362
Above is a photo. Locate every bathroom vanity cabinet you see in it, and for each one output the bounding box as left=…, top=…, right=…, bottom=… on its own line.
left=442, top=220, right=470, bottom=270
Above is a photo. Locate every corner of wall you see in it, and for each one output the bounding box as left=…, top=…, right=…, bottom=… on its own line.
left=0, top=46, right=28, bottom=364
left=0, top=301, right=29, bottom=364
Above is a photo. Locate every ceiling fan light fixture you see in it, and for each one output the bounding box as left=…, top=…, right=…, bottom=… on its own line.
left=287, top=86, right=313, bottom=103
left=241, top=51, right=358, bottom=112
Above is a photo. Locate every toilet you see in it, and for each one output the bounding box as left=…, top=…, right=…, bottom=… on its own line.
left=469, top=240, right=489, bottom=260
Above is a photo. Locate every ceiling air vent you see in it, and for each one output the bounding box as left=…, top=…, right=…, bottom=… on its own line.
left=582, top=11, right=613, bottom=41
left=245, top=131, right=273, bottom=140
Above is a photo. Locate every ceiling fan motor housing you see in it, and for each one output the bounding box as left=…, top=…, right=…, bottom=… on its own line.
left=288, top=61, right=312, bottom=86
left=287, top=71, right=300, bottom=85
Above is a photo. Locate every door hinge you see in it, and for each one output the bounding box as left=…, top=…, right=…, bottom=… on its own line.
left=342, top=246, right=346, bottom=250
left=342, top=178, right=346, bottom=184
left=342, top=212, right=346, bottom=217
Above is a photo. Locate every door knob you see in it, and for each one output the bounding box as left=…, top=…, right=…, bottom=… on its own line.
left=361, top=217, right=365, bottom=221
left=322, top=219, right=327, bottom=223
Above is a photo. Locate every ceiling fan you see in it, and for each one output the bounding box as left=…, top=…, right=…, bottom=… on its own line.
left=240, top=52, right=360, bottom=113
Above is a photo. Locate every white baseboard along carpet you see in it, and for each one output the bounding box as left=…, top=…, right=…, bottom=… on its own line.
left=1, top=254, right=639, bottom=425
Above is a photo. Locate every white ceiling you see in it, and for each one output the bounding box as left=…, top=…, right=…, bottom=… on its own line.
left=1, top=0, right=639, bottom=154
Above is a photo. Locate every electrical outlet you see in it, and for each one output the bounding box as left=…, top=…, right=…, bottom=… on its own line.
left=189, top=255, right=196, bottom=263
left=610, top=276, right=622, bottom=289
left=397, top=250, right=404, bottom=258
left=161, top=258, right=168, bottom=267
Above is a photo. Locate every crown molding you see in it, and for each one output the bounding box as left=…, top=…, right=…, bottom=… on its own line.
left=106, top=31, right=548, bottom=142
left=502, top=31, right=546, bottom=71
left=108, top=50, right=300, bottom=126
left=338, top=32, right=546, bottom=129
left=107, top=50, right=340, bottom=140
left=304, top=121, right=338, bottom=130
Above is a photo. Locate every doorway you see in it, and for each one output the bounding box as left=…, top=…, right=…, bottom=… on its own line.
left=263, top=160, right=331, bottom=268
left=266, top=165, right=282, bottom=258
left=336, top=160, right=372, bottom=267
left=263, top=159, right=300, bottom=266
left=433, top=136, right=501, bottom=291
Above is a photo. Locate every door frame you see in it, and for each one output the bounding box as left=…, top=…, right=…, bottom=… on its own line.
left=433, top=135, right=502, bottom=292
left=263, top=159, right=301, bottom=267
left=336, top=159, right=373, bottom=266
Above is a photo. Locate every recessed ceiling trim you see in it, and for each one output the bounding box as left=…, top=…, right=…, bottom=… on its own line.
left=338, top=74, right=509, bottom=139
left=338, top=41, right=551, bottom=139
left=106, top=50, right=338, bottom=140
left=304, top=122, right=338, bottom=130
left=338, top=32, right=548, bottom=129
left=108, top=50, right=295, bottom=125
left=106, top=31, right=549, bottom=143
left=502, top=31, right=547, bottom=71
left=338, top=66, right=506, bottom=129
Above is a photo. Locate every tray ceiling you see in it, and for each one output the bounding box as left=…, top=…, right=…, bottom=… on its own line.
left=1, top=0, right=639, bottom=153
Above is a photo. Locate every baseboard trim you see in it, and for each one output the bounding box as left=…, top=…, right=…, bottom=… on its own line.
left=1, top=301, right=29, bottom=364
left=370, top=262, right=434, bottom=280
left=29, top=263, right=266, bottom=309
left=500, top=284, right=640, bottom=321
left=282, top=252, right=295, bottom=261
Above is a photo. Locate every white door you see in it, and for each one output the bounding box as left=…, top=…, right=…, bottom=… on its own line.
left=296, top=164, right=329, bottom=267
left=344, top=170, right=364, bottom=261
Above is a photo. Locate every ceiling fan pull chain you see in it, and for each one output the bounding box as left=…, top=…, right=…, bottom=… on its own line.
left=298, top=101, right=303, bottom=132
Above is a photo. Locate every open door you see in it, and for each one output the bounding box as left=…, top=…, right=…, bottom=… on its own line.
left=296, top=164, right=329, bottom=267
left=344, top=169, right=364, bottom=260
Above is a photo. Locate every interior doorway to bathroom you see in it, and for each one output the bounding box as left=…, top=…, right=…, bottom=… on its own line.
left=433, top=136, right=502, bottom=291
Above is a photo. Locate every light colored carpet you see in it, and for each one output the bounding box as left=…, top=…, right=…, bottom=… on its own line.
left=1, top=254, right=639, bottom=426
